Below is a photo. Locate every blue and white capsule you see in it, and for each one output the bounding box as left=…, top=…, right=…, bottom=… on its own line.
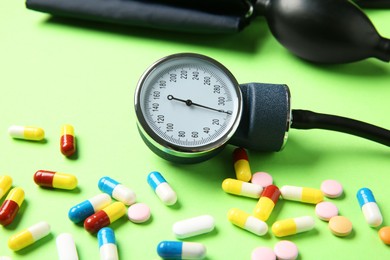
left=98, top=176, right=136, bottom=205
left=98, top=227, right=118, bottom=260
left=357, top=188, right=383, bottom=227
left=147, top=171, right=177, bottom=206
left=157, top=241, right=206, bottom=260
left=68, top=193, right=112, bottom=223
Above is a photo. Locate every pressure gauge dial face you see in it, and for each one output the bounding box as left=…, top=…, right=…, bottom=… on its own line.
left=134, top=53, right=242, bottom=163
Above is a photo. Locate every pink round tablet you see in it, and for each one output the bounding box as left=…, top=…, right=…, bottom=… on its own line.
left=127, top=203, right=151, bottom=223
left=251, top=247, right=276, bottom=260
left=315, top=201, right=339, bottom=221
left=320, top=180, right=343, bottom=198
left=274, top=240, right=298, bottom=260
left=251, top=172, right=273, bottom=187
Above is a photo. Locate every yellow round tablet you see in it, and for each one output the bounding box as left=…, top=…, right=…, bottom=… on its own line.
left=328, top=216, right=352, bottom=237
left=378, top=226, right=390, bottom=245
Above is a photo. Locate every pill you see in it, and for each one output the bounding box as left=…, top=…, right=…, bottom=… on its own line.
left=222, top=178, right=263, bottom=198
left=68, top=193, right=112, bottom=223
left=378, top=226, right=390, bottom=245
left=272, top=216, right=315, bottom=237
left=84, top=202, right=126, bottom=234
left=56, top=233, right=79, bottom=260
left=0, top=256, right=12, bottom=260
left=0, top=175, right=12, bottom=199
left=98, top=227, right=119, bottom=260
left=356, top=187, right=383, bottom=227
left=233, top=148, right=252, bottom=182
left=315, top=201, right=338, bottom=221
left=253, top=185, right=281, bottom=221
left=251, top=247, right=276, bottom=260
left=173, top=215, right=215, bottom=239
left=0, top=187, right=24, bottom=226
left=8, top=125, right=45, bottom=141
left=274, top=240, right=298, bottom=260
left=128, top=203, right=151, bottom=223
left=251, top=172, right=273, bottom=188
left=280, top=185, right=323, bottom=204
left=320, top=180, right=343, bottom=198
left=157, top=241, right=206, bottom=259
left=60, top=124, right=76, bottom=157
left=8, top=221, right=51, bottom=251
left=328, top=216, right=352, bottom=237
left=228, top=208, right=268, bottom=236
left=98, top=176, right=136, bottom=205
left=34, top=170, right=78, bottom=190
left=147, top=171, right=177, bottom=206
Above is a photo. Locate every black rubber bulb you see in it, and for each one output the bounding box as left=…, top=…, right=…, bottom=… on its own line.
left=255, top=0, right=390, bottom=63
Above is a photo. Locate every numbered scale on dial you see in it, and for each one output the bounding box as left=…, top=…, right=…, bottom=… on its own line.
left=135, top=53, right=243, bottom=163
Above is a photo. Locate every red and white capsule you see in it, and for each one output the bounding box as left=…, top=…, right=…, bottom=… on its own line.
left=60, top=124, right=76, bottom=157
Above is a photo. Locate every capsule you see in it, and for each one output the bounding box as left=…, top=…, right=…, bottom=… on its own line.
left=98, top=227, right=118, bottom=260
left=60, top=124, right=76, bottom=157
left=34, top=170, right=78, bottom=190
left=147, top=171, right=177, bottom=206
left=280, top=185, right=324, bottom=204
left=8, top=125, right=45, bottom=141
left=0, top=187, right=24, bottom=226
left=84, top=202, right=126, bottom=234
left=228, top=208, right=268, bottom=236
left=157, top=241, right=206, bottom=260
left=233, top=148, right=251, bottom=182
left=222, top=178, right=263, bottom=199
left=56, top=233, right=79, bottom=260
left=8, top=221, right=51, bottom=251
left=253, top=185, right=281, bottom=221
left=0, top=175, right=12, bottom=199
left=98, top=176, right=136, bottom=205
left=357, top=188, right=383, bottom=227
left=173, top=215, right=215, bottom=239
left=68, top=193, right=112, bottom=223
left=272, top=216, right=315, bottom=237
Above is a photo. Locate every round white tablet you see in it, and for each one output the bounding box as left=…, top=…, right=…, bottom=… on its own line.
left=251, top=172, right=273, bottom=187
left=127, top=203, right=151, bottom=223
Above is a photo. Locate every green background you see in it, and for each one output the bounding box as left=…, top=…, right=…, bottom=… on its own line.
left=1, top=1, right=390, bottom=259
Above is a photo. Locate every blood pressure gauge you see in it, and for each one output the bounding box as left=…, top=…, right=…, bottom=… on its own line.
left=134, top=53, right=243, bottom=163
left=135, top=53, right=390, bottom=163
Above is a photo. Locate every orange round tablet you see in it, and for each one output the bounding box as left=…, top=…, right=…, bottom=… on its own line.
left=328, top=216, right=352, bottom=237
left=378, top=226, right=390, bottom=245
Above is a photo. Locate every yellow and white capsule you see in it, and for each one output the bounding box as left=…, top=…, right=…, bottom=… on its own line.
left=222, top=178, right=263, bottom=199
left=8, top=125, right=45, bottom=141
left=0, top=175, right=12, bottom=199
left=228, top=208, right=268, bottom=236
left=280, top=185, right=324, bottom=204
left=272, top=216, right=315, bottom=237
left=8, top=221, right=51, bottom=251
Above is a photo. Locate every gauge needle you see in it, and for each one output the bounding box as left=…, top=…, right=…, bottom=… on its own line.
left=167, top=95, right=232, bottom=115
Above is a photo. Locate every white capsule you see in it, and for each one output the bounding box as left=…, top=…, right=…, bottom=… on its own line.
left=56, top=233, right=79, bottom=260
left=173, top=215, right=215, bottom=239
